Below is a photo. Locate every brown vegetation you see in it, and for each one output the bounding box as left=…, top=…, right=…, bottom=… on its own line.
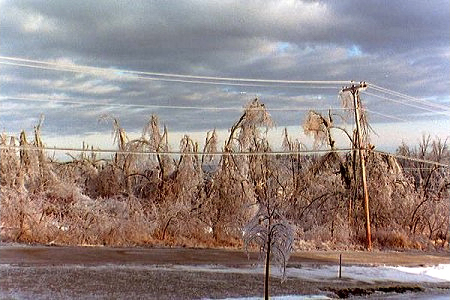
left=1, top=99, right=448, bottom=251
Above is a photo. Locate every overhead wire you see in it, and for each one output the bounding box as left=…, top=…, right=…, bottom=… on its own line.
left=0, top=56, right=352, bottom=86
left=363, top=109, right=407, bottom=122
left=0, top=144, right=354, bottom=156
left=1, top=144, right=448, bottom=168
left=1, top=56, right=448, bottom=161
left=2, top=60, right=349, bottom=89
left=0, top=60, right=349, bottom=90
left=369, top=83, right=449, bottom=111
left=0, top=96, right=353, bottom=112
left=1, top=57, right=446, bottom=115
left=362, top=91, right=450, bottom=117
left=5, top=56, right=444, bottom=116
left=0, top=94, right=419, bottom=124
left=3, top=57, right=447, bottom=122
left=370, top=149, right=449, bottom=168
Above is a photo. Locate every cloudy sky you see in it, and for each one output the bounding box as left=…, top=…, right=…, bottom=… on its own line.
left=1, top=0, right=449, bottom=153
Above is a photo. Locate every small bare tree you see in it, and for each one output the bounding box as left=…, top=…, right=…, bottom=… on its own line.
left=243, top=152, right=294, bottom=300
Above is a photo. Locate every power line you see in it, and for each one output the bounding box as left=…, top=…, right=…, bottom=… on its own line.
left=0, top=96, right=353, bottom=112
left=0, top=144, right=354, bottom=156
left=1, top=57, right=447, bottom=111
left=0, top=94, right=417, bottom=122
left=0, top=60, right=346, bottom=89
left=0, top=56, right=352, bottom=86
left=371, top=150, right=449, bottom=168
left=3, top=144, right=447, bottom=167
left=369, top=83, right=449, bottom=111
left=0, top=94, right=426, bottom=122
left=362, top=91, right=450, bottom=117
left=4, top=57, right=446, bottom=115
left=364, top=109, right=407, bottom=122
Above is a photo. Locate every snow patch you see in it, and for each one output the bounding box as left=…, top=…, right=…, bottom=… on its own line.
left=207, top=296, right=331, bottom=300
left=388, top=264, right=450, bottom=282
left=286, top=264, right=450, bottom=284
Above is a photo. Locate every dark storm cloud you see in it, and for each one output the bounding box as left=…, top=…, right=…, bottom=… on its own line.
left=1, top=0, right=448, bottom=142
left=3, top=1, right=447, bottom=65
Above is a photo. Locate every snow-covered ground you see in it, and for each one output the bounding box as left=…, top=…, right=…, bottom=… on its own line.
left=198, top=263, right=450, bottom=300
left=286, top=263, right=450, bottom=283
left=1, top=263, right=449, bottom=299
left=213, top=292, right=450, bottom=300
left=125, top=263, right=450, bottom=299
left=119, top=263, right=450, bottom=283
left=212, top=296, right=332, bottom=300
left=2, top=262, right=448, bottom=283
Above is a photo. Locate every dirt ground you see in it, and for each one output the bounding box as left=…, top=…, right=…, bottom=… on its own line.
left=1, top=244, right=449, bottom=299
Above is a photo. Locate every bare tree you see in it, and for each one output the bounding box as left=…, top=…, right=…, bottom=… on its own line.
left=243, top=138, right=294, bottom=299
left=244, top=174, right=294, bottom=298
left=397, top=135, right=449, bottom=244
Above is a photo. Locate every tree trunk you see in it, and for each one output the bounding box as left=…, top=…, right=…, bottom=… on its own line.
left=264, top=236, right=271, bottom=300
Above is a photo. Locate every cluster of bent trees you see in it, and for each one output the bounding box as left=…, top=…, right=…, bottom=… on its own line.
left=1, top=99, right=448, bottom=249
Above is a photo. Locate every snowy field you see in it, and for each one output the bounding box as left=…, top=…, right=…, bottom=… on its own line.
left=1, top=263, right=449, bottom=299
left=202, top=263, right=450, bottom=299
left=214, top=293, right=450, bottom=300
left=78, top=263, right=449, bottom=283
left=3, top=262, right=448, bottom=283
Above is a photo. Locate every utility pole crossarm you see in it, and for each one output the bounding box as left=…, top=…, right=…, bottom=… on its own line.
left=341, top=81, right=368, bottom=93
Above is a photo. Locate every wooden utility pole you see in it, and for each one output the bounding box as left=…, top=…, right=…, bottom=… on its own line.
left=342, top=82, right=372, bottom=251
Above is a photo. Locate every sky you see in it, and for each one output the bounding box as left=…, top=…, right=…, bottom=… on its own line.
left=0, top=0, right=449, bottom=154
